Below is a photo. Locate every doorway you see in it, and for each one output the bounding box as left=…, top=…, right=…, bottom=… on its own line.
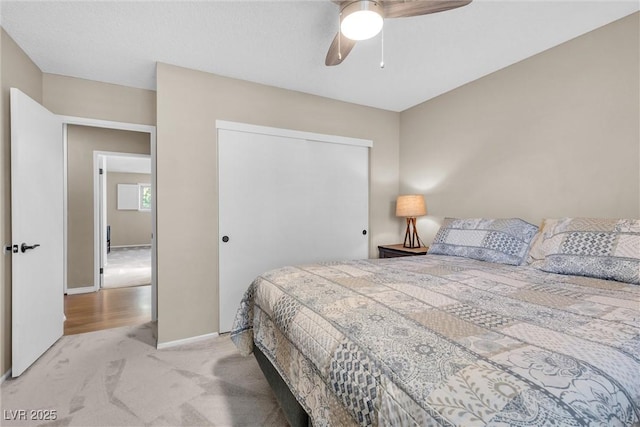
left=96, top=152, right=152, bottom=290
left=62, top=117, right=157, bottom=334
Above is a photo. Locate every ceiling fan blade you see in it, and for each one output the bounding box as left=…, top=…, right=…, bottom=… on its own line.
left=383, top=0, right=472, bottom=19
left=325, top=32, right=357, bottom=66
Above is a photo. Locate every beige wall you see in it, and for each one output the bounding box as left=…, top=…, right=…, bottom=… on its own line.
left=67, top=126, right=150, bottom=288
left=107, top=172, right=152, bottom=247
left=43, top=74, right=156, bottom=126
left=400, top=12, right=640, bottom=243
left=0, top=29, right=44, bottom=376
left=156, top=63, right=401, bottom=344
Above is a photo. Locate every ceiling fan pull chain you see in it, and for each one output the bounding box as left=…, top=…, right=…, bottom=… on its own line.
left=380, top=25, right=385, bottom=69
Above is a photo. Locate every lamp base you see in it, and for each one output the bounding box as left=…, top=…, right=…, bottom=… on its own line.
left=403, top=217, right=422, bottom=248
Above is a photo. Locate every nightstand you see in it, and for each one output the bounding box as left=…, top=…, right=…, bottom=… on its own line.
left=378, top=244, right=429, bottom=258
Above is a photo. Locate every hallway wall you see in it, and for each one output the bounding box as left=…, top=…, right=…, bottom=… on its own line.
left=107, top=172, right=152, bottom=247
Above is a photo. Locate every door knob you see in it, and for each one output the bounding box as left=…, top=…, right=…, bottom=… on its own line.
left=20, top=243, right=40, bottom=253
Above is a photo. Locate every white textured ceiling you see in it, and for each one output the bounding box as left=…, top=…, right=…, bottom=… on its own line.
left=1, top=1, right=638, bottom=112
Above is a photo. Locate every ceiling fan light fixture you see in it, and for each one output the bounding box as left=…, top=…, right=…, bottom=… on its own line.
left=341, top=1, right=384, bottom=41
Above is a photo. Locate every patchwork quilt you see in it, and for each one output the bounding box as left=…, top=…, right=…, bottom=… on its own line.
left=231, top=255, right=640, bottom=426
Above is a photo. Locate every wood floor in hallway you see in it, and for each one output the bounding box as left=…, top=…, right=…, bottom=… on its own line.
left=64, top=285, right=152, bottom=335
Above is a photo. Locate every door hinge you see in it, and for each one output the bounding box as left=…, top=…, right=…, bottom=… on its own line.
left=99, top=168, right=104, bottom=175
left=100, top=267, right=104, bottom=274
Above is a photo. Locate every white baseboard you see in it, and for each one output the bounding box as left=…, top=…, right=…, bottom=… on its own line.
left=65, top=286, right=96, bottom=295
left=111, top=244, right=151, bottom=249
left=157, top=332, right=219, bottom=349
left=1, top=368, right=11, bottom=383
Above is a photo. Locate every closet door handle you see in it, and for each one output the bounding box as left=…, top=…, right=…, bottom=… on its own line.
left=222, top=236, right=229, bottom=243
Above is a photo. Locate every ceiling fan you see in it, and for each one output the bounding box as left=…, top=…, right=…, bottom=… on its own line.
left=325, top=0, right=473, bottom=66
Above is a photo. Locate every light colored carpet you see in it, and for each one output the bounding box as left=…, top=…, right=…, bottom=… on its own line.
left=1, top=323, right=288, bottom=426
left=103, top=247, right=151, bottom=289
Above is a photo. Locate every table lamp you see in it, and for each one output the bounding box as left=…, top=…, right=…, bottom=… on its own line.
left=396, top=194, right=426, bottom=248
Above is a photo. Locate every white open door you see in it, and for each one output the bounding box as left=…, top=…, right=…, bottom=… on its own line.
left=10, top=88, right=64, bottom=377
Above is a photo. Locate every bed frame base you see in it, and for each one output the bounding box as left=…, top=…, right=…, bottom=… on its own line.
left=254, top=345, right=311, bottom=427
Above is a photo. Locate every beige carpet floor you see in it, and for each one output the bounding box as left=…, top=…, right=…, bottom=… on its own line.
left=103, top=247, right=151, bottom=289
left=1, top=323, right=288, bottom=426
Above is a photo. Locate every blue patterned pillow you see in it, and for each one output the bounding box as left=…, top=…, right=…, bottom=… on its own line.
left=528, top=218, right=640, bottom=285
left=428, top=218, right=539, bottom=265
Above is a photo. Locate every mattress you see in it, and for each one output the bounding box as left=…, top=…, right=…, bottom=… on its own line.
left=231, top=254, right=640, bottom=426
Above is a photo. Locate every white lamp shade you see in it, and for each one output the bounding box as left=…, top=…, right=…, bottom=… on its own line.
left=396, top=195, right=426, bottom=217
left=341, top=1, right=384, bottom=41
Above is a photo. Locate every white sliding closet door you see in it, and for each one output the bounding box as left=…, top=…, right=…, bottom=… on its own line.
left=218, top=123, right=370, bottom=332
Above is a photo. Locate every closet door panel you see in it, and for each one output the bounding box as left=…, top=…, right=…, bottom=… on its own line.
left=218, top=129, right=368, bottom=332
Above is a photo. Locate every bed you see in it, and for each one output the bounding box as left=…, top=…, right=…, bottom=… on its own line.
left=231, top=217, right=640, bottom=426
